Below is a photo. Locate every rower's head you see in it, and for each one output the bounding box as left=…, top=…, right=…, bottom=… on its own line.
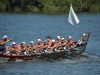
left=22, top=42, right=26, bottom=44
left=52, top=39, right=55, bottom=44
left=82, top=33, right=86, bottom=37
left=30, top=41, right=34, bottom=45
left=68, top=36, right=72, bottom=40
left=61, top=38, right=65, bottom=42
left=46, top=36, right=51, bottom=40
left=46, top=36, right=52, bottom=42
left=37, top=39, right=42, bottom=44
left=62, top=38, right=64, bottom=40
left=44, top=40, right=47, bottom=44
left=57, top=36, right=60, bottom=40
left=3, top=35, right=7, bottom=39
left=21, top=42, right=26, bottom=46
left=11, top=42, right=16, bottom=47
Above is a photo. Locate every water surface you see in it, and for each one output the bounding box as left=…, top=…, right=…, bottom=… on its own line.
left=0, top=13, right=100, bottom=75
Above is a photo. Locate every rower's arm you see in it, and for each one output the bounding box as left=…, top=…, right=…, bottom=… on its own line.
left=5, top=38, right=12, bottom=43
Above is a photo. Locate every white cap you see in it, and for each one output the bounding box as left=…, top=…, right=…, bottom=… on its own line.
left=57, top=36, right=60, bottom=39
left=30, top=41, right=34, bottom=43
left=3, top=35, right=7, bottom=39
left=52, top=39, right=55, bottom=42
left=68, top=36, right=72, bottom=39
left=38, top=39, right=41, bottom=41
left=22, top=42, right=26, bottom=44
left=62, top=38, right=64, bottom=40
left=11, top=42, right=16, bottom=45
left=82, top=33, right=86, bottom=36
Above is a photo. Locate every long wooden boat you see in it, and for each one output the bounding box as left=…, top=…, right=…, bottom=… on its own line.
left=0, top=33, right=90, bottom=61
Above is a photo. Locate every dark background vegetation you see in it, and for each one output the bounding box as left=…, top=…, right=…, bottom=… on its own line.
left=0, top=0, right=100, bottom=13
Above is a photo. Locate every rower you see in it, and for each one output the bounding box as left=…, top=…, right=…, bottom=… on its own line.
left=60, top=38, right=67, bottom=51
left=77, top=31, right=91, bottom=46
left=46, top=36, right=52, bottom=47
left=41, top=40, right=48, bottom=53
left=34, top=39, right=44, bottom=54
left=67, top=36, right=73, bottom=45
left=48, top=39, right=57, bottom=53
left=20, top=42, right=30, bottom=56
left=29, top=41, right=36, bottom=55
left=37, top=39, right=43, bottom=48
left=4, top=46, right=11, bottom=55
left=29, top=41, right=36, bottom=50
left=71, top=42, right=79, bottom=50
left=67, top=36, right=73, bottom=50
left=0, top=40, right=6, bottom=53
left=56, top=36, right=61, bottom=45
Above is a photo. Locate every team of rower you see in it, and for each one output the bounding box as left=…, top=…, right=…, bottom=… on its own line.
left=0, top=31, right=90, bottom=56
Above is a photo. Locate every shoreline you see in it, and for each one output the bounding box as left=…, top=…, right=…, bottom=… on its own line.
left=0, top=11, right=100, bottom=15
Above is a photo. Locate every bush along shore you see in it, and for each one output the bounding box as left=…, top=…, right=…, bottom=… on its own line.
left=0, top=0, right=100, bottom=13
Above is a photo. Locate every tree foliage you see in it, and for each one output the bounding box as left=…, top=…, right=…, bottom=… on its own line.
left=0, top=0, right=100, bottom=13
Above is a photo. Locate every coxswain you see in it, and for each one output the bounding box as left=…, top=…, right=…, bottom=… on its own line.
left=0, top=40, right=6, bottom=54
left=0, top=35, right=12, bottom=54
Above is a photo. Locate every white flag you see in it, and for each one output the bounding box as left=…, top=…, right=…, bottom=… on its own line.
left=68, top=4, right=80, bottom=27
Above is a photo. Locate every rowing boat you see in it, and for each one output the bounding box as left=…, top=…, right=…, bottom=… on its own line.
left=0, top=33, right=90, bottom=61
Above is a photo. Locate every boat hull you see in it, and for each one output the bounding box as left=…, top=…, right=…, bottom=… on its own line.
left=0, top=55, right=37, bottom=61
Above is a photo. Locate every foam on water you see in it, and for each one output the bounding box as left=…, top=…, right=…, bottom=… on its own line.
left=15, top=59, right=23, bottom=62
